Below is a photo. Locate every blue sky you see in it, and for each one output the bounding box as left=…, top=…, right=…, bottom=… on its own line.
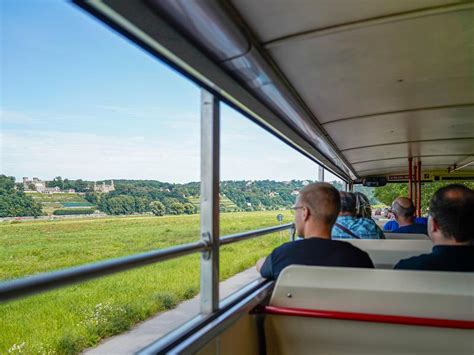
left=0, top=0, right=339, bottom=183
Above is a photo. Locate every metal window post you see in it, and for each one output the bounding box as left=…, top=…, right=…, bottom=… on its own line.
left=408, top=157, right=413, bottom=200
left=417, top=160, right=422, bottom=217
left=200, top=89, right=220, bottom=314
left=318, top=165, right=325, bottom=182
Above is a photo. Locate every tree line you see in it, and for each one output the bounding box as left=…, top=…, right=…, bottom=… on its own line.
left=7, top=175, right=469, bottom=218
left=0, top=175, right=43, bottom=217
left=373, top=180, right=474, bottom=211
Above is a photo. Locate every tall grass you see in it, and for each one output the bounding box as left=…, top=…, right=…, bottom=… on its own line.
left=0, top=211, right=292, bottom=354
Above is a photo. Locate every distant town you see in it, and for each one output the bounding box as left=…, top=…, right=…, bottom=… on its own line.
left=21, top=176, right=115, bottom=194
left=1, top=175, right=380, bottom=219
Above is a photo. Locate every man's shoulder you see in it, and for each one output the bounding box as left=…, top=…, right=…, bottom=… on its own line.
left=271, top=239, right=305, bottom=256
left=330, top=239, right=373, bottom=257
left=393, top=223, right=427, bottom=234
left=330, top=239, right=374, bottom=267
left=383, top=220, right=398, bottom=231
left=394, top=253, right=433, bottom=270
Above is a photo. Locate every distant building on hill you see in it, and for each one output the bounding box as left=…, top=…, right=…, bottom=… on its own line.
left=22, top=177, right=67, bottom=194
left=93, top=180, right=115, bottom=193
left=23, top=177, right=46, bottom=192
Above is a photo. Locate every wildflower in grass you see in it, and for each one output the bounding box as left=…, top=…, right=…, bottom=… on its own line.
left=35, top=343, right=55, bottom=355
left=7, top=342, right=26, bottom=354
left=79, top=302, right=129, bottom=338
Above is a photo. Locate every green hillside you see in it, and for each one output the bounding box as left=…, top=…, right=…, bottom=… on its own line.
left=27, top=192, right=88, bottom=203
left=26, top=193, right=94, bottom=215
left=187, top=195, right=239, bottom=212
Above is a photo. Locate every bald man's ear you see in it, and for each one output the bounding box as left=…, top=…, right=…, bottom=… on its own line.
left=303, top=206, right=310, bottom=221
left=430, top=216, right=440, bottom=233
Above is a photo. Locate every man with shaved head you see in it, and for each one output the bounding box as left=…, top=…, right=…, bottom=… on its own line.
left=390, top=197, right=427, bottom=234
left=256, top=183, right=374, bottom=280
left=395, top=184, right=474, bottom=271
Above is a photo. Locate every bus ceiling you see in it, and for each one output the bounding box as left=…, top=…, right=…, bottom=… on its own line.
left=75, top=0, right=474, bottom=183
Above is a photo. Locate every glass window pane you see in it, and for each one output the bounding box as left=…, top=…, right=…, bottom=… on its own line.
left=219, top=104, right=343, bottom=300
left=1, top=1, right=201, bottom=352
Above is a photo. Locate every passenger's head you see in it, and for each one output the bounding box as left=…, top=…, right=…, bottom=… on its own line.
left=339, top=192, right=356, bottom=217
left=391, top=197, right=415, bottom=224
left=355, top=192, right=372, bottom=218
left=294, top=182, right=340, bottom=238
left=428, top=184, right=474, bottom=244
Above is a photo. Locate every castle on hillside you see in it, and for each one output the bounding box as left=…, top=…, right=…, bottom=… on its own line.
left=94, top=180, right=115, bottom=193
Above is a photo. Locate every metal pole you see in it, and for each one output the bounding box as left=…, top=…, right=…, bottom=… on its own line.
left=408, top=157, right=413, bottom=200
left=200, top=89, right=220, bottom=314
left=413, top=164, right=418, bottom=215
left=318, top=166, right=325, bottom=182
left=417, top=160, right=422, bottom=217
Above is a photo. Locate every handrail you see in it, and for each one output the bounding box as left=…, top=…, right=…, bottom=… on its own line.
left=220, top=223, right=293, bottom=245
left=261, top=306, right=474, bottom=330
left=0, top=223, right=293, bottom=302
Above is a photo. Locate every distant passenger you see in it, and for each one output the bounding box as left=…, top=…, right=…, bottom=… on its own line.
left=354, top=192, right=372, bottom=219
left=332, top=192, right=384, bottom=239
left=387, top=197, right=427, bottom=234
left=395, top=184, right=474, bottom=271
left=256, top=183, right=374, bottom=280
left=383, top=216, right=427, bottom=232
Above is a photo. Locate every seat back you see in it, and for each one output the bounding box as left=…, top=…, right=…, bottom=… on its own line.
left=264, top=266, right=474, bottom=355
left=385, top=232, right=429, bottom=240
left=345, top=239, right=432, bottom=268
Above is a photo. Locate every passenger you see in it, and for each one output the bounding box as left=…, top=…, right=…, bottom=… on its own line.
left=389, top=197, right=428, bottom=234
left=354, top=192, right=372, bottom=218
left=394, top=184, right=474, bottom=271
left=256, top=183, right=374, bottom=280
left=383, top=215, right=427, bottom=231
left=332, top=192, right=384, bottom=239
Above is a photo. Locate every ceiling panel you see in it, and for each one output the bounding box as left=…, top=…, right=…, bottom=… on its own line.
left=267, top=9, right=474, bottom=122
left=352, top=155, right=469, bottom=173
left=324, top=106, right=474, bottom=150
left=231, top=0, right=460, bottom=43
left=357, top=164, right=474, bottom=176
left=342, top=139, right=474, bottom=163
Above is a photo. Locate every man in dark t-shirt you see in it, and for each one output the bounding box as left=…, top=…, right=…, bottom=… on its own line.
left=256, top=183, right=374, bottom=280
left=395, top=184, right=474, bottom=271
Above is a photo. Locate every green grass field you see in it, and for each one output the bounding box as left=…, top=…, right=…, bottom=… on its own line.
left=0, top=211, right=292, bottom=354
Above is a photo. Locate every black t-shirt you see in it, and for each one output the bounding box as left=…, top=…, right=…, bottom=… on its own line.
left=260, top=237, right=374, bottom=280
left=394, top=245, right=474, bottom=271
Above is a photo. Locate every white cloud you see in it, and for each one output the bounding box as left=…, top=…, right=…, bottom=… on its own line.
left=1, top=130, right=200, bottom=182
left=0, top=107, right=101, bottom=125
left=0, top=109, right=36, bottom=124
left=1, top=105, right=342, bottom=183
left=97, top=104, right=199, bottom=123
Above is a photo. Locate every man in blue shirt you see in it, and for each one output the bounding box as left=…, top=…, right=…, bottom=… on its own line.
left=389, top=197, right=427, bottom=234
left=383, top=217, right=427, bottom=232
left=332, top=192, right=384, bottom=239
left=256, top=183, right=374, bottom=280
left=395, top=184, right=474, bottom=271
